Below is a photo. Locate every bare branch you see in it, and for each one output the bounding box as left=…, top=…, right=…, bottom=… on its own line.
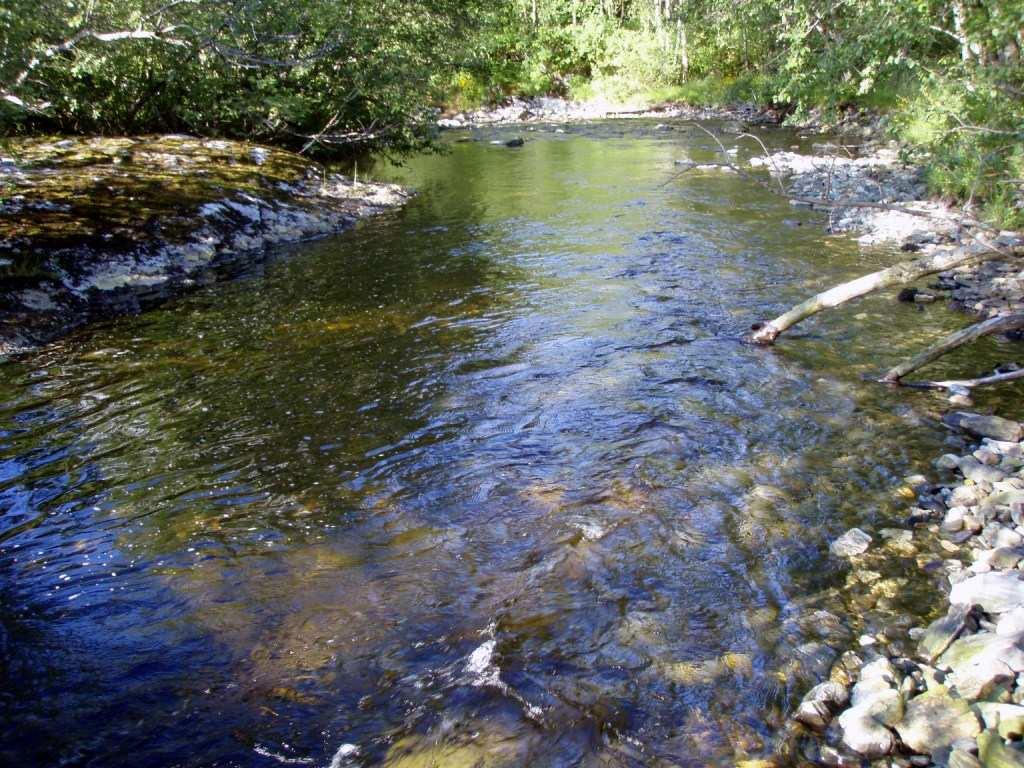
left=751, top=244, right=1012, bottom=345
left=899, top=368, right=1024, bottom=391
left=881, top=313, right=1024, bottom=383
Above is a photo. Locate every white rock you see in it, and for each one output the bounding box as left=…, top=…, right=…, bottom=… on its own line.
left=997, top=607, right=1024, bottom=640
left=940, top=632, right=1024, bottom=699
left=950, top=571, right=1024, bottom=613
left=831, top=528, right=872, bottom=557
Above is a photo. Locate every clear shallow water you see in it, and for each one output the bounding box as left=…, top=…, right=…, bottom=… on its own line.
left=1, top=121, right=1022, bottom=767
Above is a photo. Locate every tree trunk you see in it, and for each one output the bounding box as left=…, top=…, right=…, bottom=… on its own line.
left=881, top=313, right=1024, bottom=383
left=750, top=244, right=1003, bottom=345
left=952, top=1, right=974, bottom=62
left=678, top=20, right=689, bottom=76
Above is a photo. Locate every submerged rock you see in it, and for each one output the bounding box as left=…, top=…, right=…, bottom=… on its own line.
left=831, top=528, right=872, bottom=557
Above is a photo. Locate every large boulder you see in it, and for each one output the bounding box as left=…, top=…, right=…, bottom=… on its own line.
left=895, top=685, right=980, bottom=755
left=838, top=659, right=902, bottom=758
left=940, top=633, right=1024, bottom=699
left=945, top=412, right=1024, bottom=443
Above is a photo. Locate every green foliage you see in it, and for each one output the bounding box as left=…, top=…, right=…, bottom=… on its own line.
left=893, top=64, right=1024, bottom=227
left=3, top=0, right=1023, bottom=225
left=1, top=0, right=487, bottom=155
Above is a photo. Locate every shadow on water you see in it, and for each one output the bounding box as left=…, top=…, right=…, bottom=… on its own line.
left=1, top=119, right=1023, bottom=767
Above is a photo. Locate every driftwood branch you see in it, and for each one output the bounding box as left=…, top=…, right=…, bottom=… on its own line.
left=750, top=244, right=1006, bottom=345
left=899, top=368, right=1024, bottom=391
left=881, top=313, right=1024, bottom=383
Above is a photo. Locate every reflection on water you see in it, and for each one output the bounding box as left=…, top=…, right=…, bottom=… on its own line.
left=1, top=121, right=1021, bottom=767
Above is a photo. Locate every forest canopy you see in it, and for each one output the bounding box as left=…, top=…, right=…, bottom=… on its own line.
left=1, top=0, right=1022, bottom=224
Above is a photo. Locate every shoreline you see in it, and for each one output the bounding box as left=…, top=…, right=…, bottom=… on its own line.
left=437, top=94, right=786, bottom=130
left=0, top=136, right=411, bottom=358
left=792, top=413, right=1024, bottom=767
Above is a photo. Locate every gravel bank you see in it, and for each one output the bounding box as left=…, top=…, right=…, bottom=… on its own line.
left=437, top=95, right=783, bottom=128
left=795, top=413, right=1024, bottom=767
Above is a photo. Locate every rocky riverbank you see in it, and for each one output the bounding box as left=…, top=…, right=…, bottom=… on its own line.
left=0, top=136, right=410, bottom=357
left=437, top=95, right=783, bottom=129
left=751, top=130, right=1024, bottom=768
left=740, top=140, right=1024, bottom=321
left=790, top=412, right=1024, bottom=767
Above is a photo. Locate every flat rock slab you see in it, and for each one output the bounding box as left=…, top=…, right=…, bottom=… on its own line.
left=919, top=603, right=973, bottom=662
left=939, top=632, right=1024, bottom=699
left=945, top=412, right=1024, bottom=443
left=895, top=685, right=980, bottom=755
left=951, top=572, right=1024, bottom=614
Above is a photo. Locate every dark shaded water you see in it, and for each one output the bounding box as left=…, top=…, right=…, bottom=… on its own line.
left=1, top=121, right=1021, bottom=767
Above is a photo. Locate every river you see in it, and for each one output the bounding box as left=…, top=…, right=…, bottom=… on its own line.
left=0, top=121, right=1019, bottom=767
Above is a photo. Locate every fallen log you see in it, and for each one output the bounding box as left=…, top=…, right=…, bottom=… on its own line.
left=751, top=244, right=1005, bottom=345
left=881, top=312, right=1024, bottom=383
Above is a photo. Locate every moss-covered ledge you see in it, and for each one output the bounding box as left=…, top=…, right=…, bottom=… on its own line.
left=0, top=135, right=410, bottom=356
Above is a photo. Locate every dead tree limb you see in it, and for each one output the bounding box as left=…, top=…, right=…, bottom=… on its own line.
left=880, top=313, right=1024, bottom=383
left=899, top=368, right=1024, bottom=391
left=751, top=244, right=1006, bottom=345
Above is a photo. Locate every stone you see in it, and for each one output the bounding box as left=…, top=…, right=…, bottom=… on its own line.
left=831, top=528, right=872, bottom=557
left=848, top=658, right=903, bottom=724
left=987, top=548, right=1024, bottom=570
left=978, top=449, right=1004, bottom=466
left=940, top=454, right=967, bottom=469
left=952, top=485, right=983, bottom=507
left=996, top=607, right=1024, bottom=640
left=795, top=681, right=850, bottom=731
left=838, top=704, right=898, bottom=758
left=960, top=457, right=1009, bottom=484
left=946, top=507, right=969, bottom=532
left=975, top=703, right=1024, bottom=739
left=945, top=413, right=1024, bottom=443
left=896, top=685, right=981, bottom=755
left=951, top=749, right=985, bottom=768
left=983, top=492, right=1024, bottom=516
left=978, top=729, right=1024, bottom=767
left=940, top=633, right=1024, bottom=699
left=997, top=529, right=1024, bottom=549
left=920, top=604, right=974, bottom=662
left=950, top=572, right=1024, bottom=613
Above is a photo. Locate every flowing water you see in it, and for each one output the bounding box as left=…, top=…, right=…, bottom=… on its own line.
left=2, top=121, right=1022, bottom=767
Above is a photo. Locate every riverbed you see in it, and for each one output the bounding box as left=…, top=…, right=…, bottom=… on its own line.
left=1, top=121, right=1022, bottom=767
